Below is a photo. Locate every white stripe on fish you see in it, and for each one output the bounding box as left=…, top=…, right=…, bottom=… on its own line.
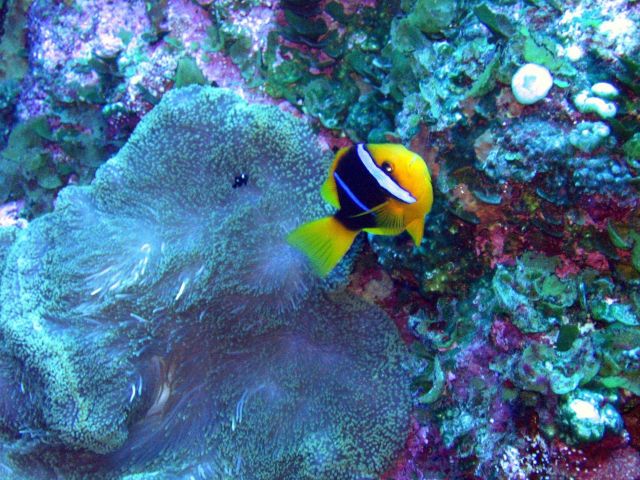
left=357, top=144, right=416, bottom=204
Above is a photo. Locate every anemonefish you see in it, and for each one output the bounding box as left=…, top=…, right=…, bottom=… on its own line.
left=287, top=143, right=433, bottom=276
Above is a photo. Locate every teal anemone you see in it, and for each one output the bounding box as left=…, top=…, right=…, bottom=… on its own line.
left=0, top=86, right=411, bottom=479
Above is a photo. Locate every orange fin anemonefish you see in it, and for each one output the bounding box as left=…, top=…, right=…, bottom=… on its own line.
left=288, top=143, right=433, bottom=277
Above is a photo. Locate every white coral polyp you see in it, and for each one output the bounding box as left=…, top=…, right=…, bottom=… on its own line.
left=511, top=63, right=554, bottom=105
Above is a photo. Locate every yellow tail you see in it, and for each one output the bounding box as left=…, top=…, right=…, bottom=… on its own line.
left=287, top=216, right=359, bottom=277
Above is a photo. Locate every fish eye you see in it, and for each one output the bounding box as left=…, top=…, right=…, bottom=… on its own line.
left=232, top=173, right=249, bottom=188
left=381, top=161, right=393, bottom=174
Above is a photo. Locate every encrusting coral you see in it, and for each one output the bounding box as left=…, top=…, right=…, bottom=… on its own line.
left=0, top=85, right=411, bottom=479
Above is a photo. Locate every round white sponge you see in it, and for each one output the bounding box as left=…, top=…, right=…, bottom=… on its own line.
left=511, top=63, right=553, bottom=105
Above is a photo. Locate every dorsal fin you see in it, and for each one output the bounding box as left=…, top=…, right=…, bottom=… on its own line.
left=320, top=177, right=339, bottom=209
left=321, top=146, right=350, bottom=209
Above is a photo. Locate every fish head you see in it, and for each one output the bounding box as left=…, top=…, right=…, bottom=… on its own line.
left=366, top=143, right=433, bottom=217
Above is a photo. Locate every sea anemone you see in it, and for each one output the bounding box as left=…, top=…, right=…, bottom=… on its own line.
left=0, top=86, right=411, bottom=479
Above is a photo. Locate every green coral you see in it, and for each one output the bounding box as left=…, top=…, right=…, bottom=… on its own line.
left=0, top=116, right=60, bottom=213
left=407, top=0, right=459, bottom=35
left=492, top=254, right=577, bottom=333
left=512, top=338, right=600, bottom=395
left=344, top=92, right=393, bottom=142
left=595, top=321, right=640, bottom=395
left=406, top=282, right=511, bottom=464
left=383, top=23, right=499, bottom=136
left=477, top=119, right=573, bottom=183
left=438, top=407, right=476, bottom=450
left=0, top=103, right=119, bottom=217
left=0, top=79, right=19, bottom=147
left=0, top=86, right=410, bottom=479
left=415, top=355, right=446, bottom=404
left=173, top=56, right=207, bottom=88
left=623, top=132, right=640, bottom=169
left=592, top=299, right=640, bottom=326
left=201, top=1, right=399, bottom=137
left=0, top=36, right=136, bottom=218
left=283, top=9, right=328, bottom=44
left=302, top=78, right=358, bottom=129
left=473, top=3, right=515, bottom=38
left=0, top=0, right=29, bottom=84
left=589, top=277, right=640, bottom=326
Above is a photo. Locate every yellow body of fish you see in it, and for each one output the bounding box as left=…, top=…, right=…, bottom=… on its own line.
left=288, top=143, right=433, bottom=276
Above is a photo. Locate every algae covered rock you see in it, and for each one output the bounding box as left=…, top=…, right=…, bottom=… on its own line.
left=513, top=338, right=600, bottom=395
left=569, top=121, right=611, bottom=153
left=492, top=254, right=577, bottom=333
left=557, top=390, right=624, bottom=444
left=587, top=277, right=640, bottom=326
left=408, top=0, right=459, bottom=35
left=476, top=119, right=571, bottom=183
left=0, top=86, right=411, bottom=479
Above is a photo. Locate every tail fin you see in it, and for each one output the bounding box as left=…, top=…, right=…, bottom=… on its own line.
left=287, top=216, right=359, bottom=277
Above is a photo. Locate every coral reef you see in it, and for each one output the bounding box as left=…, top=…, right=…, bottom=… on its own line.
left=0, top=86, right=410, bottom=478
left=1, top=0, right=640, bottom=478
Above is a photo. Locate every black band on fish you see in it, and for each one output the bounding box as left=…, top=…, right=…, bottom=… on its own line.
left=334, top=171, right=369, bottom=212
left=333, top=147, right=386, bottom=216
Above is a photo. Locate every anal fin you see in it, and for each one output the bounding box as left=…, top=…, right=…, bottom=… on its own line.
left=405, top=218, right=425, bottom=245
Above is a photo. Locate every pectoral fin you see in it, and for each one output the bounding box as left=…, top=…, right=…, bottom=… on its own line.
left=348, top=201, right=389, bottom=218
left=362, top=205, right=405, bottom=236
left=405, top=217, right=425, bottom=245
left=374, top=205, right=405, bottom=232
